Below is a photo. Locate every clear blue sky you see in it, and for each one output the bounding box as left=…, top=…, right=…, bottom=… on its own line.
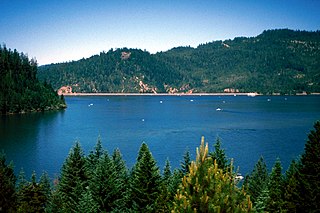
left=1, top=0, right=319, bottom=65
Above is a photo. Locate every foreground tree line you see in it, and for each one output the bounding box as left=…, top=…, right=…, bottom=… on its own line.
left=1, top=121, right=319, bottom=212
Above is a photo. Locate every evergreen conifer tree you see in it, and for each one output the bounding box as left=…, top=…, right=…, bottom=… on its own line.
left=283, top=159, right=301, bottom=212
left=0, top=152, right=16, bottom=212
left=172, top=137, right=252, bottom=212
left=254, top=188, right=269, bottom=213
left=163, top=158, right=172, bottom=183
left=39, top=172, right=51, bottom=203
left=87, top=137, right=105, bottom=179
left=265, top=158, right=284, bottom=212
left=299, top=121, right=320, bottom=211
left=209, top=137, right=229, bottom=171
left=56, top=141, right=88, bottom=211
left=180, top=148, right=191, bottom=175
left=77, top=187, right=99, bottom=213
left=90, top=152, right=120, bottom=212
left=17, top=168, right=28, bottom=192
left=16, top=171, right=47, bottom=213
left=157, top=158, right=174, bottom=212
left=130, top=143, right=162, bottom=212
left=111, top=148, right=130, bottom=211
left=245, top=156, right=269, bottom=204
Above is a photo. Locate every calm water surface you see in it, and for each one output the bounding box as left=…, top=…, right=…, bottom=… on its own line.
left=1, top=95, right=320, bottom=178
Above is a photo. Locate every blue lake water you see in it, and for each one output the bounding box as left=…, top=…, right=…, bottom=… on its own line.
left=1, top=95, right=320, bottom=179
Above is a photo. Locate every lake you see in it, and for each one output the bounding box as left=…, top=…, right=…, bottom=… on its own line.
left=1, top=95, right=320, bottom=179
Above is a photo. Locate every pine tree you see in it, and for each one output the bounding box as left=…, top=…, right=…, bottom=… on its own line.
left=90, top=152, right=120, bottom=212
left=39, top=171, right=51, bottom=203
left=16, top=171, right=47, bottom=213
left=245, top=156, right=269, bottom=204
left=209, top=137, right=229, bottom=171
left=255, top=187, right=269, bottom=213
left=157, top=158, right=174, bottom=212
left=56, top=141, right=88, bottom=211
left=172, top=137, right=252, bottom=212
left=77, top=187, right=99, bottom=213
left=87, top=136, right=104, bottom=166
left=265, top=158, right=284, bottom=212
left=163, top=158, right=172, bottom=184
left=130, top=142, right=162, bottom=212
left=299, top=121, right=320, bottom=211
left=17, top=168, right=28, bottom=192
left=180, top=148, right=191, bottom=175
left=283, top=159, right=301, bottom=212
left=87, top=136, right=105, bottom=179
left=111, top=148, right=129, bottom=211
left=0, top=152, right=16, bottom=212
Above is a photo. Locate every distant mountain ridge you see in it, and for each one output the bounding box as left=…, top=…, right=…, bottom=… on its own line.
left=38, top=29, right=320, bottom=95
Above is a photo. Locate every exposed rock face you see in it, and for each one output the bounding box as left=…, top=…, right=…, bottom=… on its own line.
left=58, top=86, right=73, bottom=95
left=138, top=80, right=157, bottom=93
left=121, top=52, right=131, bottom=60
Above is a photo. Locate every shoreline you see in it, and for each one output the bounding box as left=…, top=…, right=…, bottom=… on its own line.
left=62, top=92, right=255, bottom=96
left=62, top=92, right=320, bottom=96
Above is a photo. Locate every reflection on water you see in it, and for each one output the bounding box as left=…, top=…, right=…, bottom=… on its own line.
left=1, top=95, right=320, bottom=178
left=1, top=111, right=65, bottom=177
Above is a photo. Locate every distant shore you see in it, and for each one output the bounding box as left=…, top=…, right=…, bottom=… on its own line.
left=62, top=92, right=255, bottom=96
left=61, top=92, right=320, bottom=96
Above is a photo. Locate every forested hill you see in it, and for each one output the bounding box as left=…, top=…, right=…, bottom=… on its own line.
left=38, top=29, right=320, bottom=94
left=0, top=45, right=66, bottom=114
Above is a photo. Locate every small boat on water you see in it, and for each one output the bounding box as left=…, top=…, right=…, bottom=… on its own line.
left=216, top=108, right=222, bottom=111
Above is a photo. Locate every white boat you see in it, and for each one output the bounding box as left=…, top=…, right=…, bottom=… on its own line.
left=216, top=108, right=222, bottom=111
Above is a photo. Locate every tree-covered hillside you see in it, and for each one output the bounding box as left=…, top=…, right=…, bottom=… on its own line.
left=39, top=48, right=183, bottom=93
left=38, top=29, right=320, bottom=94
left=0, top=45, right=66, bottom=114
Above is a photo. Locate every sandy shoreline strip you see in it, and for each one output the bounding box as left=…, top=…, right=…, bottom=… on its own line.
left=62, top=92, right=320, bottom=96
left=63, top=92, right=257, bottom=96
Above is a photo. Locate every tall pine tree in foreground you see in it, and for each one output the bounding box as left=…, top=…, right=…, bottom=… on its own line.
left=172, top=137, right=252, bottom=212
left=180, top=148, right=191, bottom=175
left=265, top=158, right=284, bottom=212
left=16, top=171, right=48, bottom=213
left=130, top=143, right=162, bottom=212
left=86, top=136, right=104, bottom=179
left=209, top=137, right=229, bottom=171
left=299, top=121, right=320, bottom=211
left=111, top=148, right=130, bottom=211
left=0, top=152, right=16, bottom=212
left=54, top=141, right=88, bottom=212
left=283, top=159, right=301, bottom=212
left=244, top=156, right=269, bottom=205
left=89, top=152, right=120, bottom=212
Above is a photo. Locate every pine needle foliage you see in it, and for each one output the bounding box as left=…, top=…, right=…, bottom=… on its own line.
left=56, top=141, right=88, bottom=211
left=0, top=152, right=17, bottom=212
left=299, top=121, right=320, bottom=211
left=245, top=156, right=269, bottom=204
left=130, top=143, right=162, bottom=212
left=172, top=137, right=252, bottom=212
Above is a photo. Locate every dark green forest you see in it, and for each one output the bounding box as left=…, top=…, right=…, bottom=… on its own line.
left=38, top=29, right=320, bottom=94
left=0, top=45, right=66, bottom=114
left=1, top=121, right=319, bottom=212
